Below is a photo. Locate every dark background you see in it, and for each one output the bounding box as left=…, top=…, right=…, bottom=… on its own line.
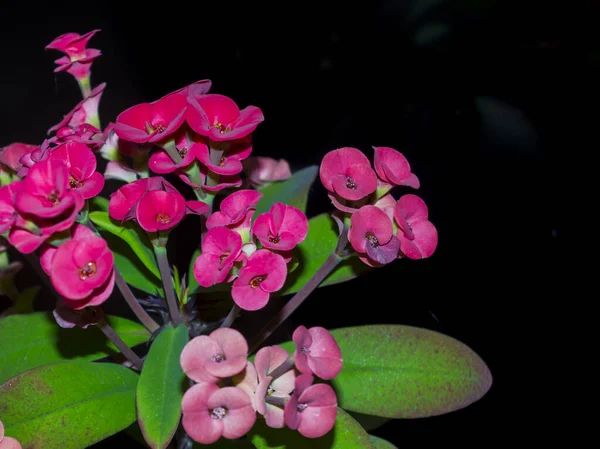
left=1, top=0, right=567, bottom=445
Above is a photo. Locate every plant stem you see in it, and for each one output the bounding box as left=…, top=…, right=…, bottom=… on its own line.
left=219, top=304, right=240, bottom=328
left=268, top=356, right=295, bottom=380
left=154, top=245, right=182, bottom=327
left=97, top=318, right=144, bottom=370
left=114, top=268, right=160, bottom=333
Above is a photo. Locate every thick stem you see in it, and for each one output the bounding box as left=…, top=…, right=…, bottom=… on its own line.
left=114, top=268, right=160, bottom=333
left=77, top=76, right=92, bottom=99
left=265, top=395, right=288, bottom=407
left=219, top=304, right=240, bottom=328
left=154, top=245, right=182, bottom=327
left=268, top=356, right=295, bottom=381
left=97, top=318, right=144, bottom=370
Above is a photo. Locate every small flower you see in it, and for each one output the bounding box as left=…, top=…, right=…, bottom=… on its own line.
left=373, top=146, right=420, bottom=189
left=243, top=156, right=292, bottom=185
left=284, top=374, right=337, bottom=438
left=292, top=326, right=342, bottom=380
left=0, top=143, right=38, bottom=173
left=181, top=383, right=256, bottom=445
left=231, top=249, right=287, bottom=311
left=252, top=202, right=308, bottom=251
left=193, top=137, right=253, bottom=176
left=394, top=194, right=438, bottom=259
left=181, top=328, right=248, bottom=384
left=108, top=177, right=177, bottom=223
left=149, top=131, right=197, bottom=174
left=136, top=189, right=186, bottom=232
left=186, top=94, right=264, bottom=142
left=0, top=418, right=22, bottom=449
left=0, top=182, right=22, bottom=234
left=206, top=189, right=263, bottom=237
left=193, top=226, right=243, bottom=287
left=46, top=30, right=101, bottom=80
left=348, top=205, right=401, bottom=266
left=48, top=84, right=106, bottom=134
left=320, top=147, right=377, bottom=201
left=49, top=141, right=105, bottom=199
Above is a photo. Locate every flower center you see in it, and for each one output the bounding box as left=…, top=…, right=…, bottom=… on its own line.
left=213, top=122, right=230, bottom=134
left=156, top=213, right=171, bottom=224
left=210, top=353, right=226, bottom=363
left=297, top=403, right=308, bottom=412
left=78, top=262, right=97, bottom=280
left=268, top=234, right=281, bottom=244
left=345, top=177, right=356, bottom=189
left=301, top=346, right=311, bottom=354
left=210, top=406, right=227, bottom=419
left=149, top=119, right=166, bottom=134
left=219, top=253, right=228, bottom=264
left=69, top=176, right=83, bottom=189
left=267, top=385, right=275, bottom=395
left=219, top=156, right=227, bottom=167
left=47, top=190, right=60, bottom=206
left=178, top=147, right=188, bottom=158
left=250, top=275, right=266, bottom=288
left=365, top=232, right=379, bottom=247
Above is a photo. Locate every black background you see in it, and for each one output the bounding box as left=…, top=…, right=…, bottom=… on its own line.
left=1, top=0, right=568, bottom=445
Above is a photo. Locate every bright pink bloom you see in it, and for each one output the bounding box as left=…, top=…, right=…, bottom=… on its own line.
left=180, top=328, right=248, bottom=383
left=49, top=141, right=104, bottom=199
left=149, top=131, right=197, bottom=174
left=252, top=202, right=308, bottom=251
left=284, top=374, right=337, bottom=438
left=108, top=177, right=177, bottom=222
left=320, top=147, right=377, bottom=201
left=394, top=194, right=438, bottom=259
left=373, top=146, right=420, bottom=189
left=48, top=84, right=105, bottom=134
left=206, top=189, right=262, bottom=235
left=43, top=225, right=114, bottom=308
left=244, top=156, right=292, bottom=185
left=46, top=30, right=101, bottom=80
left=0, top=143, right=37, bottom=173
left=193, top=137, right=252, bottom=176
left=53, top=298, right=104, bottom=329
left=16, top=141, right=51, bottom=178
left=231, top=249, right=287, bottom=311
left=181, top=383, right=256, bottom=445
left=200, top=170, right=243, bottom=192
left=14, top=159, right=84, bottom=219
left=187, top=94, right=264, bottom=142
left=51, top=123, right=102, bottom=146
left=114, top=93, right=187, bottom=143
left=0, top=419, right=22, bottom=449
left=0, top=182, right=22, bottom=233
left=254, top=345, right=296, bottom=428
left=136, top=189, right=186, bottom=232
left=193, top=227, right=243, bottom=287
left=348, top=205, right=400, bottom=266
left=186, top=200, right=211, bottom=216
left=293, top=326, right=342, bottom=380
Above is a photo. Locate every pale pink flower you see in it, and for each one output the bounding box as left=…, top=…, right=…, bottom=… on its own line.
left=394, top=194, right=438, bottom=259
left=320, top=147, right=377, bottom=201
left=292, top=326, right=342, bottom=380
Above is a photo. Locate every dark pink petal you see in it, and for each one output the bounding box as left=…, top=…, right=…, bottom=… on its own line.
left=331, top=163, right=377, bottom=201
left=108, top=178, right=149, bottom=221
left=294, top=373, right=314, bottom=398
left=247, top=250, right=287, bottom=293
left=219, top=106, right=265, bottom=142
left=205, top=211, right=231, bottom=230
left=271, top=203, right=308, bottom=245
left=231, top=283, right=270, bottom=311
left=348, top=205, right=393, bottom=254
left=292, top=325, right=313, bottom=374
left=202, top=174, right=242, bottom=192
left=186, top=94, right=239, bottom=138
left=284, top=393, right=300, bottom=430
left=202, top=226, right=243, bottom=260
left=373, top=146, right=419, bottom=188
left=194, top=142, right=245, bottom=176
left=0, top=143, right=37, bottom=172
left=8, top=229, right=46, bottom=254
left=76, top=171, right=104, bottom=199
left=207, top=387, right=256, bottom=439
left=319, top=149, right=342, bottom=191
left=305, top=327, right=343, bottom=380
left=180, top=336, right=221, bottom=384
left=298, top=382, right=338, bottom=407
left=194, top=253, right=230, bottom=287
left=46, top=32, right=81, bottom=52
left=328, top=193, right=360, bottom=214
left=186, top=200, right=210, bottom=216
left=181, top=383, right=223, bottom=444
left=149, top=145, right=195, bottom=174
left=297, top=404, right=337, bottom=438
left=65, top=269, right=115, bottom=310
left=203, top=328, right=248, bottom=378
left=40, top=244, right=57, bottom=275
left=136, top=190, right=186, bottom=232
left=23, top=158, right=68, bottom=199
left=220, top=189, right=263, bottom=222
left=365, top=234, right=401, bottom=266
left=250, top=213, right=271, bottom=246
left=394, top=194, right=429, bottom=237
left=398, top=219, right=438, bottom=260
left=114, top=103, right=154, bottom=142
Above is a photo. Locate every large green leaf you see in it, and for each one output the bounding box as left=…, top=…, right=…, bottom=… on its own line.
left=137, top=324, right=189, bottom=449
left=347, top=412, right=390, bottom=431
left=90, top=196, right=109, bottom=212
left=90, top=211, right=160, bottom=279
left=254, top=165, right=318, bottom=216
left=0, top=312, right=150, bottom=384
left=249, top=407, right=374, bottom=449
left=0, top=361, right=138, bottom=448
left=370, top=436, right=397, bottom=449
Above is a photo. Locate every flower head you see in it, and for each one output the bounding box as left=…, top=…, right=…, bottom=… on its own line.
left=136, top=189, right=186, bottom=232
left=292, top=326, right=343, bottom=380
left=348, top=205, right=401, bottom=266
left=373, top=146, right=420, bottom=189
left=0, top=143, right=38, bottom=173
left=46, top=30, right=101, bottom=80
left=206, top=189, right=263, bottom=237
left=394, top=194, right=438, bottom=259
left=49, top=141, right=104, bottom=199
left=252, top=202, right=308, bottom=251
left=193, top=137, right=253, bottom=176
left=193, top=226, right=243, bottom=287
left=108, top=177, right=178, bottom=223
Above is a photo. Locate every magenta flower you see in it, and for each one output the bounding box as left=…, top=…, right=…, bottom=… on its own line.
left=348, top=205, right=401, bottom=266
left=231, top=249, right=287, bottom=311
left=46, top=30, right=101, bottom=80
left=16, top=140, right=51, bottom=178
left=252, top=202, right=308, bottom=251
left=244, top=156, right=292, bottom=185
left=254, top=345, right=296, bottom=428
left=373, top=146, right=420, bottom=189
left=136, top=189, right=186, bottom=232
left=193, top=226, right=243, bottom=287
left=320, top=147, right=377, bottom=201
left=181, top=383, right=256, bottom=445
left=284, top=374, right=337, bottom=438
left=293, top=326, right=342, bottom=380
left=187, top=94, right=264, bottom=142
left=49, top=141, right=104, bottom=199
left=114, top=93, right=187, bottom=143
left=48, top=83, right=105, bottom=134
left=51, top=123, right=102, bottom=146
left=42, top=225, right=114, bottom=308
left=108, top=177, right=177, bottom=223
left=394, top=194, right=438, bottom=259
left=149, top=131, right=197, bottom=174
left=0, top=182, right=22, bottom=234
left=193, top=136, right=253, bottom=176
left=0, top=143, right=38, bottom=173
left=206, top=189, right=263, bottom=236
left=180, top=328, right=249, bottom=383
left=0, top=419, right=22, bottom=449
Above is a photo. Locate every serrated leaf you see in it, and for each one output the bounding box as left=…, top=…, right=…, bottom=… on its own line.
left=249, top=408, right=374, bottom=449
left=0, top=312, right=150, bottom=384
left=254, top=165, right=318, bottom=216
left=137, top=324, right=189, bottom=449
left=370, top=435, right=397, bottom=449
left=0, top=361, right=138, bottom=449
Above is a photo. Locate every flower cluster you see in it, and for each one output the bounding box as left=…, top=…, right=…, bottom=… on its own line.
left=0, top=419, right=22, bottom=449
left=179, top=326, right=342, bottom=444
left=320, top=146, right=438, bottom=265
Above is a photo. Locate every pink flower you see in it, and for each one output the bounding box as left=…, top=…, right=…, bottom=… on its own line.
left=16, top=140, right=52, bottom=178
left=0, top=182, right=22, bottom=233
left=48, top=84, right=105, bottom=134
left=186, top=94, right=264, bottom=142
left=51, top=123, right=102, bottom=146
left=348, top=205, right=401, bottom=266
left=49, top=141, right=104, bottom=199
left=136, top=189, right=186, bottom=232
left=180, top=328, right=248, bottom=383
left=244, top=156, right=292, bottom=185
left=252, top=202, right=308, bottom=251
left=231, top=249, right=287, bottom=311
left=193, top=227, right=243, bottom=287
left=181, top=383, right=256, bottom=445
left=108, top=177, right=177, bottom=222
left=254, top=345, right=296, bottom=428
left=284, top=374, right=337, bottom=438
left=46, top=30, right=101, bottom=80
left=373, top=146, right=420, bottom=189
left=206, top=189, right=262, bottom=236
left=292, top=326, right=342, bottom=380
left=14, top=159, right=84, bottom=219
left=0, top=419, right=22, bottom=449
left=42, top=225, right=114, bottom=308
left=0, top=143, right=38, bottom=172
left=193, top=136, right=252, bottom=176
left=114, top=93, right=187, bottom=143
left=394, top=194, right=438, bottom=259
left=149, top=130, right=197, bottom=174
left=320, top=147, right=377, bottom=201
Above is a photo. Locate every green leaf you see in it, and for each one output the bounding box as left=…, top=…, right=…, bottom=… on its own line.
left=90, top=211, right=160, bottom=279
left=0, top=312, right=150, bottom=384
left=254, top=165, right=318, bottom=216
left=137, top=324, right=189, bottom=449
left=90, top=196, right=109, bottom=212
left=347, top=412, right=390, bottom=431
left=370, top=436, right=397, bottom=449
left=278, top=214, right=369, bottom=296
left=0, top=361, right=139, bottom=448
left=249, top=407, right=374, bottom=449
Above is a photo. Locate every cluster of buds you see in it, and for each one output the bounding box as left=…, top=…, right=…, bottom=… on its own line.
left=0, top=419, right=21, bottom=449
left=179, top=325, right=342, bottom=444
left=320, top=146, right=438, bottom=265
